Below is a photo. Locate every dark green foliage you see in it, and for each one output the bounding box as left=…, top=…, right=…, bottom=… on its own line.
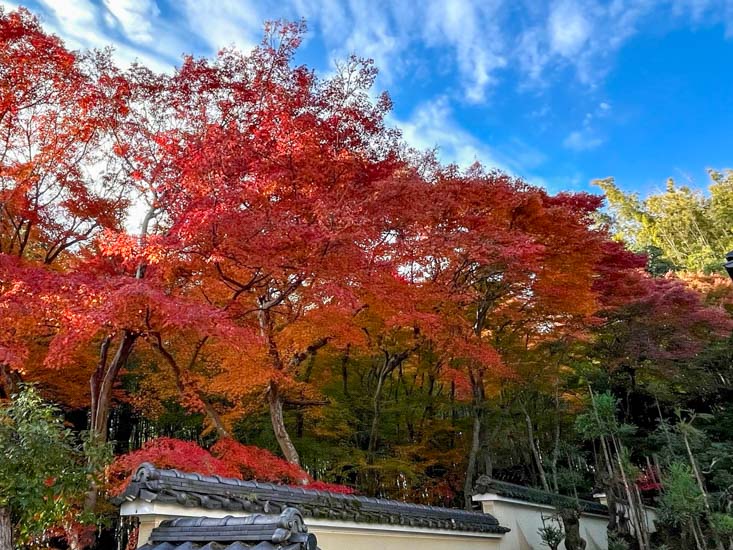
left=538, top=515, right=564, bottom=550
left=659, top=462, right=705, bottom=526
left=0, top=386, right=111, bottom=544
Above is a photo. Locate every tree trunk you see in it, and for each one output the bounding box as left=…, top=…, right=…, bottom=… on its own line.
left=464, top=365, right=486, bottom=510
left=522, top=401, right=550, bottom=491
left=0, top=507, right=11, bottom=550
left=368, top=372, right=386, bottom=457
left=551, top=388, right=562, bottom=493
left=341, top=345, right=350, bottom=397
left=201, top=398, right=230, bottom=439
left=464, top=407, right=482, bottom=510
left=692, top=516, right=706, bottom=550
left=588, top=384, right=639, bottom=540
left=610, top=434, right=649, bottom=550
left=86, top=331, right=137, bottom=513
left=684, top=433, right=724, bottom=550
left=268, top=382, right=301, bottom=467
left=90, top=331, right=137, bottom=443
left=150, top=336, right=230, bottom=439
left=560, top=508, right=586, bottom=550
left=480, top=440, right=494, bottom=479
left=367, top=349, right=414, bottom=458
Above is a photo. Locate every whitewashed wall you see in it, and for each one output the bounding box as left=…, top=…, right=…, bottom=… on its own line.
left=120, top=500, right=504, bottom=550
left=473, top=493, right=609, bottom=550
left=122, top=490, right=657, bottom=550
left=472, top=492, right=658, bottom=550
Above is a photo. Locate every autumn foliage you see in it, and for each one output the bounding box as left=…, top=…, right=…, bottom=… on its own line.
left=107, top=437, right=354, bottom=495
left=2, top=10, right=733, bottom=547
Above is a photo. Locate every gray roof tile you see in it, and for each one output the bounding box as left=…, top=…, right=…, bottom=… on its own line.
left=472, top=476, right=608, bottom=515
left=139, top=508, right=318, bottom=550
left=120, top=463, right=508, bottom=535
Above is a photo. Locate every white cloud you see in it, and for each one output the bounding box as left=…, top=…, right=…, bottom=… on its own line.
left=180, top=0, right=262, bottom=54
left=32, top=0, right=174, bottom=71
left=396, top=97, right=508, bottom=169
left=11, top=0, right=733, bottom=102
left=548, top=0, right=591, bottom=57
left=102, top=0, right=160, bottom=43
left=394, top=96, right=548, bottom=187
left=0, top=0, right=19, bottom=11
left=563, top=100, right=610, bottom=152
left=423, top=0, right=507, bottom=103
left=563, top=129, right=603, bottom=151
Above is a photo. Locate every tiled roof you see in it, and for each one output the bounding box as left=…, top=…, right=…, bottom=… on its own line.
left=120, top=463, right=508, bottom=535
left=472, top=476, right=609, bottom=515
left=139, top=508, right=318, bottom=550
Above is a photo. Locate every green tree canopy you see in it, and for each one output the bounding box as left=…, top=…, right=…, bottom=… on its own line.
left=596, top=172, right=733, bottom=273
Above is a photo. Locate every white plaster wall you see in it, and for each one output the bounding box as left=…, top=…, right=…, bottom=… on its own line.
left=476, top=497, right=608, bottom=550
left=120, top=501, right=504, bottom=550
left=474, top=494, right=658, bottom=550
left=122, top=493, right=658, bottom=550
left=305, top=527, right=502, bottom=550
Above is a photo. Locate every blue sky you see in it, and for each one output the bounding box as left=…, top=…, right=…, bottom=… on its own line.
left=5, top=0, right=733, bottom=197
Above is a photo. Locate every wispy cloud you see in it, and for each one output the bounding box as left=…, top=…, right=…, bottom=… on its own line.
left=8, top=0, right=733, bottom=188
left=23, top=0, right=177, bottom=71
left=179, top=0, right=262, bottom=53
left=422, top=0, right=507, bottom=103
left=562, top=100, right=612, bottom=151
left=395, top=97, right=507, bottom=169
left=394, top=96, right=548, bottom=185
left=102, top=0, right=159, bottom=43
left=10, top=0, right=733, bottom=100
left=547, top=0, right=592, bottom=57
left=563, top=130, right=603, bottom=151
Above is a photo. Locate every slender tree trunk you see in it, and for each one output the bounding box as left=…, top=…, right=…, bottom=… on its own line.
left=257, top=293, right=306, bottom=466
left=89, top=205, right=155, bottom=443
left=551, top=388, right=561, bottom=493
left=368, top=372, right=386, bottom=457
left=610, top=434, right=649, bottom=550
left=341, top=345, right=350, bottom=397
left=588, top=386, right=636, bottom=543
left=268, top=382, right=301, bottom=467
left=89, top=330, right=137, bottom=444
left=692, top=516, right=706, bottom=550
left=86, top=330, right=137, bottom=513
left=201, top=398, right=229, bottom=439
left=464, top=407, right=482, bottom=510
left=367, top=349, right=414, bottom=458
left=521, top=401, right=550, bottom=491
left=150, top=336, right=230, bottom=438
left=0, top=507, right=11, bottom=550
left=684, top=433, right=725, bottom=550
left=480, top=439, right=494, bottom=479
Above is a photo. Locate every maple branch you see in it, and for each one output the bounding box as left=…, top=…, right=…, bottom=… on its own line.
left=186, top=336, right=209, bottom=371
left=258, top=277, right=303, bottom=311
left=215, top=262, right=266, bottom=293
left=146, top=332, right=229, bottom=438
left=135, top=204, right=157, bottom=279
left=44, top=222, right=98, bottom=264
left=289, top=336, right=331, bottom=368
